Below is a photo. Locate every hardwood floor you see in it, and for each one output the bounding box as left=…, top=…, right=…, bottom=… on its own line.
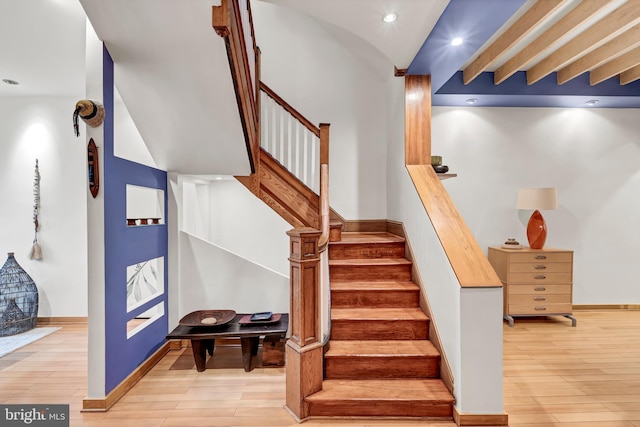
left=0, top=310, right=639, bottom=426
left=504, top=310, right=640, bottom=427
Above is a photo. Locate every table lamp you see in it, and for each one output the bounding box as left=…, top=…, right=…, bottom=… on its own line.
left=516, top=187, right=557, bottom=249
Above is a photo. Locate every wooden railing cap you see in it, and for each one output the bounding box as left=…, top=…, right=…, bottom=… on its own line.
left=286, top=228, right=322, bottom=238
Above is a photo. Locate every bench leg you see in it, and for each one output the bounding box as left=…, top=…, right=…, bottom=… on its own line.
left=205, top=339, right=215, bottom=356
left=191, top=340, right=208, bottom=372
left=240, top=336, right=259, bottom=372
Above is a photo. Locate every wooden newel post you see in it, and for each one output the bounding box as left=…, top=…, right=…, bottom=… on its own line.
left=285, top=228, right=323, bottom=421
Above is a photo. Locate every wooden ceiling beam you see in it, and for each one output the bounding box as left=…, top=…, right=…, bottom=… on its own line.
left=620, top=63, right=640, bottom=84
left=590, top=45, right=640, bottom=85
left=462, top=0, right=568, bottom=85
left=558, top=25, right=640, bottom=84
left=527, top=1, right=640, bottom=85
left=495, top=0, right=615, bottom=85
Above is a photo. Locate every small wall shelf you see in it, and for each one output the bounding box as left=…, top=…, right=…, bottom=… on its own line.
left=437, top=173, right=457, bottom=180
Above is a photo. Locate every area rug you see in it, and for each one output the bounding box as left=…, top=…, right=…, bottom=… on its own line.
left=0, top=327, right=60, bottom=358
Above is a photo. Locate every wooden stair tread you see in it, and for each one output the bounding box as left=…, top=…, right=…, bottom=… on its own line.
left=326, top=340, right=440, bottom=357
left=306, top=379, right=453, bottom=403
left=329, top=258, right=412, bottom=266
left=335, top=232, right=405, bottom=244
left=331, top=281, right=418, bottom=291
left=331, top=307, right=427, bottom=320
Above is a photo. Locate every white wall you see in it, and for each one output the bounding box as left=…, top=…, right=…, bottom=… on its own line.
left=181, top=178, right=290, bottom=275
left=113, top=86, right=156, bottom=168
left=207, top=180, right=290, bottom=275
left=0, top=97, right=87, bottom=317
left=179, top=232, right=289, bottom=316
left=173, top=176, right=290, bottom=320
left=252, top=1, right=390, bottom=220
left=432, top=107, right=640, bottom=304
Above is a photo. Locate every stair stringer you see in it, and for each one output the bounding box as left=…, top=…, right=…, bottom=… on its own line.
left=236, top=147, right=342, bottom=229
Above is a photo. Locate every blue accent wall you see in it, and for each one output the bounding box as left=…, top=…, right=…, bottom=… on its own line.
left=407, top=0, right=526, bottom=92
left=103, top=45, right=169, bottom=394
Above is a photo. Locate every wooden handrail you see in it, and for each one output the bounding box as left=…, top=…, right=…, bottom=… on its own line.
left=406, top=165, right=502, bottom=287
left=404, top=75, right=501, bottom=288
left=318, top=164, right=330, bottom=250
left=213, top=0, right=260, bottom=172
left=318, top=123, right=330, bottom=250
left=260, top=82, right=321, bottom=138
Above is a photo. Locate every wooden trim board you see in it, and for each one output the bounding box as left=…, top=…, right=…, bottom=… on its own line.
left=453, top=407, right=508, bottom=426
left=82, top=341, right=171, bottom=412
left=340, top=219, right=388, bottom=233
left=37, top=317, right=88, bottom=325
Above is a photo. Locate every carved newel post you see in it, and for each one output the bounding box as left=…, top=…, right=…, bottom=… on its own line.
left=284, top=228, right=323, bottom=421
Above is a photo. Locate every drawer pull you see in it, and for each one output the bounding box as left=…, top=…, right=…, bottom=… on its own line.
left=535, top=307, right=547, bottom=311
left=534, top=265, right=547, bottom=270
left=534, top=275, right=546, bottom=280
left=534, top=287, right=546, bottom=291
left=534, top=297, right=546, bottom=301
left=535, top=255, right=547, bottom=260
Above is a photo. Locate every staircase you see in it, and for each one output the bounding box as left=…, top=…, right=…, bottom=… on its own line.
left=305, top=231, right=455, bottom=418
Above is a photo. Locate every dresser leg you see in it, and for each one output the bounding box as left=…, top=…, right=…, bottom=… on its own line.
left=565, top=314, right=577, bottom=327
left=504, top=315, right=514, bottom=327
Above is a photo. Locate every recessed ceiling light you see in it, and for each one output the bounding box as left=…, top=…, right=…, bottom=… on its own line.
left=451, top=37, right=464, bottom=46
left=382, top=12, right=398, bottom=23
left=585, top=99, right=599, bottom=106
left=466, top=98, right=478, bottom=105
left=2, top=78, right=19, bottom=85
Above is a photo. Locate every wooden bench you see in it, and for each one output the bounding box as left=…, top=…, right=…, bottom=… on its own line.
left=166, top=313, right=288, bottom=372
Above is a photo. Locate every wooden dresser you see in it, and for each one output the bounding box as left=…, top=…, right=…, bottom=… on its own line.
left=488, top=247, right=576, bottom=327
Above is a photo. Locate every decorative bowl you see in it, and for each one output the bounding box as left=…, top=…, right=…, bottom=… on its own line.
left=179, top=310, right=236, bottom=327
left=432, top=164, right=449, bottom=173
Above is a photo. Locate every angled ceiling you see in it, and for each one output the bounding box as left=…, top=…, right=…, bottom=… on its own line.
left=79, top=0, right=251, bottom=175
left=259, top=0, right=450, bottom=68
left=409, top=0, right=640, bottom=108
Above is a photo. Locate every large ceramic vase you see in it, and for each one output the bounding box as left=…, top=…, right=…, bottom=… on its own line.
left=0, top=252, right=39, bottom=336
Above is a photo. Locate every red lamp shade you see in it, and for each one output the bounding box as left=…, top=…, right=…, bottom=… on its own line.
left=526, top=210, right=547, bottom=249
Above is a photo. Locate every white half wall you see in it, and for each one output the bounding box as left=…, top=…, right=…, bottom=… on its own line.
left=432, top=107, right=640, bottom=304
left=386, top=75, right=504, bottom=414
left=0, top=96, right=87, bottom=317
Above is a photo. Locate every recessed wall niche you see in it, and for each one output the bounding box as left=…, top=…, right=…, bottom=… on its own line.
left=126, top=301, right=165, bottom=339
left=126, top=184, right=164, bottom=226
left=126, top=256, right=164, bottom=312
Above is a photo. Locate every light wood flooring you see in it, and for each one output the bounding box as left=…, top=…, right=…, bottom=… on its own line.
left=0, top=310, right=638, bottom=426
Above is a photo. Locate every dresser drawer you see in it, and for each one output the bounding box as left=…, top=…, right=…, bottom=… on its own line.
left=509, top=272, right=572, bottom=284
left=508, top=284, right=572, bottom=295
left=509, top=262, right=571, bottom=274
left=508, top=303, right=572, bottom=315
left=508, top=252, right=572, bottom=263
left=509, top=294, right=571, bottom=304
